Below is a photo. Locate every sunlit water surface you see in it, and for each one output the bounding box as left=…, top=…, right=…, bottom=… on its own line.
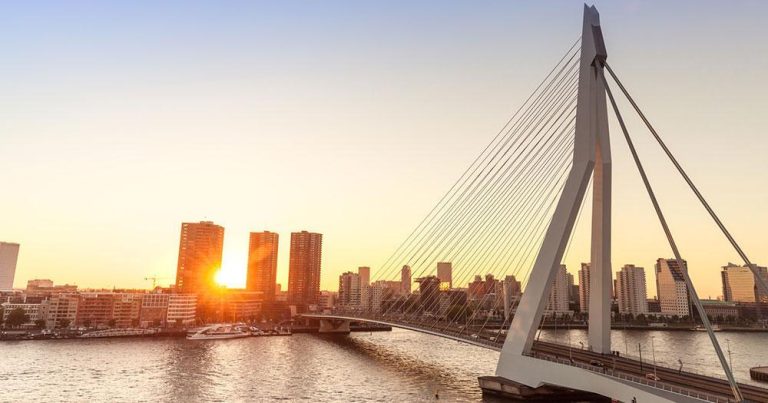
left=0, top=328, right=766, bottom=402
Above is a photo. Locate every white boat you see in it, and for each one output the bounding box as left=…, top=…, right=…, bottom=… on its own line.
left=186, top=324, right=251, bottom=340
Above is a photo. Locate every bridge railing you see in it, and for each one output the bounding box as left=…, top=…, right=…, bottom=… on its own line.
left=531, top=352, right=733, bottom=403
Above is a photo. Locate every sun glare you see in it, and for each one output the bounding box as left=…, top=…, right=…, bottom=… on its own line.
left=215, top=267, right=244, bottom=288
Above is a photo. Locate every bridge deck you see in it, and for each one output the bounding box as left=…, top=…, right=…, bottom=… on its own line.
left=302, top=313, right=768, bottom=403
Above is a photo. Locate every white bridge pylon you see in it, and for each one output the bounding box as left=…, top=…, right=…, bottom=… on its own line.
left=494, top=5, right=688, bottom=402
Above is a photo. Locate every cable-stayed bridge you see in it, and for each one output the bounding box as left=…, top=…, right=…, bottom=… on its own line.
left=304, top=5, right=768, bottom=402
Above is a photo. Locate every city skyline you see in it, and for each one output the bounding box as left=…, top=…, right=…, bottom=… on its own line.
left=2, top=2, right=768, bottom=299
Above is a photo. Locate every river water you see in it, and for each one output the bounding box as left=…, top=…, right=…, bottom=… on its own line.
left=0, top=329, right=766, bottom=402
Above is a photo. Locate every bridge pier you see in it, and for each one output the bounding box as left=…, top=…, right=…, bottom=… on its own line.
left=318, top=318, right=351, bottom=334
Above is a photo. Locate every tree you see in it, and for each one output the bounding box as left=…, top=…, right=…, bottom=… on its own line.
left=0, top=306, right=4, bottom=327
left=34, top=319, right=46, bottom=329
left=108, top=319, right=117, bottom=328
left=5, top=308, right=30, bottom=328
left=131, top=318, right=140, bottom=328
left=83, top=319, right=91, bottom=328
left=152, top=319, right=162, bottom=328
left=57, top=319, right=71, bottom=329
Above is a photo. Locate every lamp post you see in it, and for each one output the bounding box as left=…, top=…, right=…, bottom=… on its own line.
left=651, top=336, right=657, bottom=379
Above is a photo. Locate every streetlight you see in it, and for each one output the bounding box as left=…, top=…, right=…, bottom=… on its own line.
left=651, top=336, right=657, bottom=379
left=726, top=338, right=734, bottom=370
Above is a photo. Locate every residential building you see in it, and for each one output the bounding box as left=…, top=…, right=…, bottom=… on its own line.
left=0, top=242, right=20, bottom=290
left=246, top=231, right=279, bottom=302
left=370, top=281, right=398, bottom=313
left=616, top=264, right=649, bottom=316
left=721, top=262, right=768, bottom=303
left=338, top=271, right=361, bottom=308
left=546, top=265, right=570, bottom=314
left=175, top=221, right=225, bottom=295
left=655, top=258, right=690, bottom=317
left=287, top=231, right=323, bottom=307
left=578, top=263, right=590, bottom=313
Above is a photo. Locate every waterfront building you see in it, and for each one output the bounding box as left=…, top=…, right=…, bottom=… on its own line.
left=401, top=265, right=412, bottom=294
left=39, top=295, right=79, bottom=329
left=0, top=302, right=40, bottom=324
left=358, top=266, right=370, bottom=310
left=546, top=265, right=570, bottom=315
left=0, top=242, right=20, bottom=291
left=139, top=293, right=171, bottom=327
left=246, top=231, right=279, bottom=302
left=467, top=274, right=500, bottom=301
left=287, top=231, right=323, bottom=308
left=616, top=264, right=649, bottom=316
left=436, top=262, right=453, bottom=289
left=112, top=293, right=143, bottom=328
left=166, top=294, right=197, bottom=325
left=175, top=221, right=225, bottom=295
left=76, top=293, right=116, bottom=327
left=700, top=299, right=740, bottom=320
left=578, top=263, right=591, bottom=313
left=655, top=258, right=690, bottom=317
left=721, top=262, right=768, bottom=303
left=647, top=298, right=661, bottom=313
left=338, top=271, right=361, bottom=308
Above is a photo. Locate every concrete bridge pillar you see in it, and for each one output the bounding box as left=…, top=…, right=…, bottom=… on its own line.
left=318, top=319, right=351, bottom=334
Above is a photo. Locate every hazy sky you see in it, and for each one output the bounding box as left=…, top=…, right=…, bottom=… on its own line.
left=1, top=1, right=767, bottom=298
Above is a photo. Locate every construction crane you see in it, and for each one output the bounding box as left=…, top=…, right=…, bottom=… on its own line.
left=144, top=276, right=171, bottom=289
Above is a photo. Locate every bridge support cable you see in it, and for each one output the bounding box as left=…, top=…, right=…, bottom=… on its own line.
left=372, top=61, right=581, bottom=318
left=429, top=146, right=574, bottom=332
left=395, top=132, right=575, bottom=321
left=370, top=67, right=579, bottom=307
left=392, top=71, right=578, bottom=279
left=602, top=61, right=768, bottom=301
left=474, top=174, right=592, bottom=344
left=369, top=43, right=576, bottom=285
left=601, top=68, right=744, bottom=402
left=368, top=41, right=581, bottom=286
left=416, top=133, right=575, bottom=328
left=397, top=91, right=578, bottom=320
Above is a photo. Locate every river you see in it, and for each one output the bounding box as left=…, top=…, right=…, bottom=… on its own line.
left=0, top=329, right=766, bottom=402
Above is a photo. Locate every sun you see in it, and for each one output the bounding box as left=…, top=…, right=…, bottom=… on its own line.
left=213, top=242, right=248, bottom=288
left=215, top=266, right=245, bottom=288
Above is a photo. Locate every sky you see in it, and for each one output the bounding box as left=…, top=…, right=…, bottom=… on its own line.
left=1, top=1, right=767, bottom=298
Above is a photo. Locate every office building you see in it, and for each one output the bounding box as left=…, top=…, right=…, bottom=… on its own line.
left=401, top=265, right=412, bottom=294
left=655, top=258, right=690, bottom=317
left=287, top=231, right=323, bottom=307
left=175, top=221, right=225, bottom=295
left=721, top=262, right=768, bottom=303
left=437, top=262, right=453, bottom=288
left=358, top=266, right=370, bottom=309
left=615, top=264, right=648, bottom=316
left=246, top=231, right=279, bottom=302
left=0, top=242, right=20, bottom=290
